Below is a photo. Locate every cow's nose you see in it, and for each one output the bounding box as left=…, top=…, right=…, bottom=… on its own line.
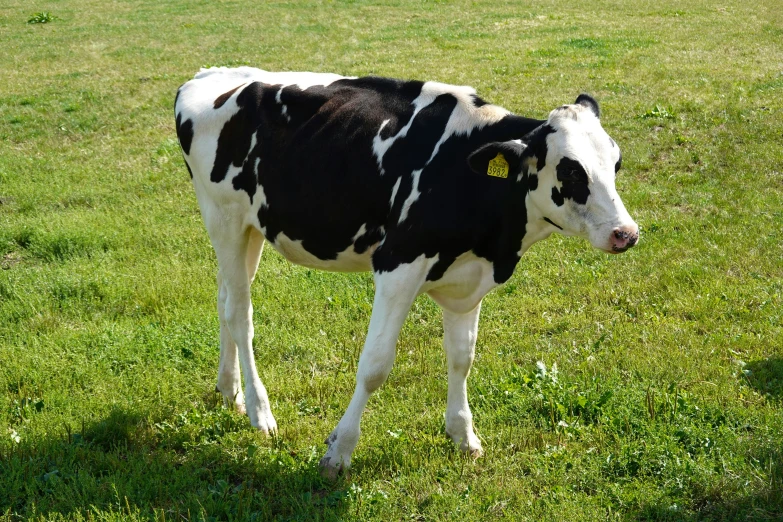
left=610, top=225, right=639, bottom=252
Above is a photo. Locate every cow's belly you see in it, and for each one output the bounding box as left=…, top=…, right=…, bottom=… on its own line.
left=267, top=232, right=377, bottom=272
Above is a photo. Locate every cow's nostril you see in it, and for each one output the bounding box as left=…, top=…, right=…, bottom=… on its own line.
left=610, top=227, right=639, bottom=253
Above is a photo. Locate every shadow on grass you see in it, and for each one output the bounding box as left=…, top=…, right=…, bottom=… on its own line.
left=637, top=493, right=783, bottom=521
left=627, top=359, right=783, bottom=521
left=0, top=406, right=350, bottom=520
left=745, top=357, right=783, bottom=399
left=633, top=437, right=783, bottom=521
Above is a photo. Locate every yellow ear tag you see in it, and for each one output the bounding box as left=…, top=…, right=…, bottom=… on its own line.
left=487, top=153, right=509, bottom=178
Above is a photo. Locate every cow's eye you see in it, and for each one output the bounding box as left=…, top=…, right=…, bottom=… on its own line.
left=615, top=155, right=622, bottom=173
left=556, top=158, right=589, bottom=184
left=558, top=169, right=585, bottom=183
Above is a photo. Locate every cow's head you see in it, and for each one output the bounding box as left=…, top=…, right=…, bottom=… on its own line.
left=469, top=95, right=639, bottom=254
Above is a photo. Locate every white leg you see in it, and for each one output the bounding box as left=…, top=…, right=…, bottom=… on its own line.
left=245, top=228, right=265, bottom=283
left=215, top=228, right=265, bottom=414
left=319, top=260, right=428, bottom=477
left=216, top=267, right=244, bottom=413
left=442, top=302, right=483, bottom=455
left=210, top=222, right=276, bottom=434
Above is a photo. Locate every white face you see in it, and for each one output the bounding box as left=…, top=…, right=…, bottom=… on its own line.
left=524, top=100, right=638, bottom=253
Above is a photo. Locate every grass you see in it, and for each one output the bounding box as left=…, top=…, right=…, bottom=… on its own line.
left=1, top=0, right=782, bottom=520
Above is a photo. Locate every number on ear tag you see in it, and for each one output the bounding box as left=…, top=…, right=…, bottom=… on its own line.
left=487, top=153, right=509, bottom=178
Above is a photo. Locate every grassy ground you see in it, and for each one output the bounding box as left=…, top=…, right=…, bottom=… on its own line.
left=1, top=0, right=782, bottom=520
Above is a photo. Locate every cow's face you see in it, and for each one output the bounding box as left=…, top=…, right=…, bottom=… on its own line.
left=525, top=96, right=638, bottom=253
left=469, top=95, right=639, bottom=254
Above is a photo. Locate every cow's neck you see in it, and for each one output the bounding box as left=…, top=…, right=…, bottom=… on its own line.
left=477, top=175, right=538, bottom=284
left=519, top=198, right=554, bottom=255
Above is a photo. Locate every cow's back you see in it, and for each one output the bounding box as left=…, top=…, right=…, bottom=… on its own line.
left=175, top=68, right=539, bottom=276
left=175, top=67, right=349, bottom=186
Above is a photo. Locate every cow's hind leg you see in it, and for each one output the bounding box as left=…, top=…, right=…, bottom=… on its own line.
left=216, top=268, right=244, bottom=413
left=216, top=228, right=265, bottom=414
left=442, top=303, right=483, bottom=456
left=211, top=220, right=276, bottom=434
left=245, top=228, right=265, bottom=284
left=319, top=261, right=428, bottom=478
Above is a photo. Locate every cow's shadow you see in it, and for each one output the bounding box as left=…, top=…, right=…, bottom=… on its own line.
left=633, top=443, right=783, bottom=521
left=745, top=356, right=783, bottom=399
left=631, top=356, right=783, bottom=520
left=3, top=405, right=350, bottom=520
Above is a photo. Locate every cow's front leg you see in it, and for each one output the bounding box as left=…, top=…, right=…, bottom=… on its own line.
left=319, top=261, right=428, bottom=478
left=442, top=303, right=483, bottom=456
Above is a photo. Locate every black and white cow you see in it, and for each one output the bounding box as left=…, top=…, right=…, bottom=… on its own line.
left=174, top=67, right=638, bottom=477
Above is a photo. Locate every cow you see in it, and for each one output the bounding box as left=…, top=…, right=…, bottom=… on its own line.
left=174, top=67, right=638, bottom=478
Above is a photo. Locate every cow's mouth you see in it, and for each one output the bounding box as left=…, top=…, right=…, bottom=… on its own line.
left=543, top=217, right=563, bottom=230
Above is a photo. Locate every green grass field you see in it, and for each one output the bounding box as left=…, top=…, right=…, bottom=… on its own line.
left=1, top=0, right=782, bottom=520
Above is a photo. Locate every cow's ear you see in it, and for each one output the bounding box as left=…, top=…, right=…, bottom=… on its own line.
left=575, top=94, right=600, bottom=118
left=467, top=141, right=524, bottom=179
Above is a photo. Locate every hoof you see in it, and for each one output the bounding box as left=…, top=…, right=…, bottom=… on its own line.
left=216, top=386, right=246, bottom=415
left=446, top=430, right=483, bottom=457
left=318, top=456, right=346, bottom=481
left=248, top=407, right=278, bottom=436
left=252, top=416, right=278, bottom=436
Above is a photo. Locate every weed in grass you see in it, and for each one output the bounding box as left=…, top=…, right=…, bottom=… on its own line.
left=641, top=104, right=676, bottom=119
left=26, top=12, right=57, bottom=24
